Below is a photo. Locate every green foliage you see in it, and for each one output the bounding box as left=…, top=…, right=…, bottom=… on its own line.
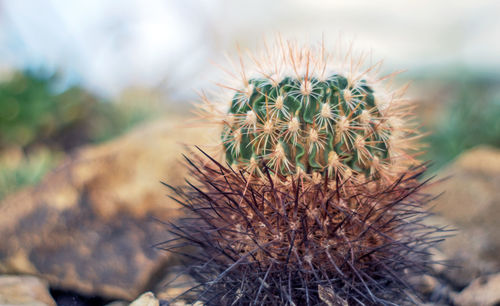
left=223, top=75, right=387, bottom=177
left=0, top=71, right=96, bottom=150
left=425, top=77, right=500, bottom=168
left=0, top=70, right=159, bottom=151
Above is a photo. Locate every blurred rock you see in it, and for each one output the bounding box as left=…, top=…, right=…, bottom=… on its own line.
left=430, top=146, right=500, bottom=288
left=0, top=117, right=211, bottom=301
left=453, top=273, right=500, bottom=306
left=130, top=292, right=159, bottom=306
left=0, top=275, right=56, bottom=306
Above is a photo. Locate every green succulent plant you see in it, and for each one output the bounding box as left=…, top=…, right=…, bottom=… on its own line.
left=222, top=74, right=390, bottom=180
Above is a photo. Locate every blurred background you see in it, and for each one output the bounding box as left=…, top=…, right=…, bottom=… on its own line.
left=1, top=1, right=500, bottom=305
left=1, top=0, right=500, bottom=199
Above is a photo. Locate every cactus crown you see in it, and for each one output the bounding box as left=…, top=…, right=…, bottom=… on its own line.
left=199, top=38, right=417, bottom=185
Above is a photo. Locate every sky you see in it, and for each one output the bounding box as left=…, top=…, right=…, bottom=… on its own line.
left=1, top=0, right=499, bottom=99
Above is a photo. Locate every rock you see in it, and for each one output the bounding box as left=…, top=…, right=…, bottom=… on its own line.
left=0, top=117, right=212, bottom=300
left=429, top=146, right=500, bottom=287
left=453, top=273, right=500, bottom=306
left=0, top=275, right=56, bottom=306
left=130, top=292, right=159, bottom=306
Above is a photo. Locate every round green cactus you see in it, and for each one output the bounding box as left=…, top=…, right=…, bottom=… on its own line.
left=222, top=74, right=391, bottom=179
left=197, top=39, right=418, bottom=185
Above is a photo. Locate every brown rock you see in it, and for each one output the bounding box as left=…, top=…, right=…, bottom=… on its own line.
left=0, top=117, right=212, bottom=300
left=453, top=273, right=500, bottom=306
left=429, top=146, right=500, bottom=287
left=0, top=275, right=56, bottom=306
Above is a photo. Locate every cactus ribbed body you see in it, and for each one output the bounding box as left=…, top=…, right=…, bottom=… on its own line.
left=223, top=74, right=390, bottom=180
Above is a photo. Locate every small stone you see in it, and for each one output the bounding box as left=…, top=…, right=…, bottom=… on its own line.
left=130, top=292, right=159, bottom=306
left=0, top=275, right=56, bottom=306
left=453, top=273, right=500, bottom=306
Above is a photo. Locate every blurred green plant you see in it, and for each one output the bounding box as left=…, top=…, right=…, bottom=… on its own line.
left=424, top=76, right=500, bottom=169
left=0, top=70, right=160, bottom=151
left=0, top=69, right=162, bottom=200
left=0, top=147, right=61, bottom=200
left=1, top=71, right=94, bottom=150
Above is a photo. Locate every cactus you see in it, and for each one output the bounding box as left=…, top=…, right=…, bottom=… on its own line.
left=199, top=39, right=418, bottom=186
left=223, top=74, right=384, bottom=176
left=163, top=39, right=442, bottom=305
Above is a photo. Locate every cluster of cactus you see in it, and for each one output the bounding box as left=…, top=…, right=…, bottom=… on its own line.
left=163, top=39, right=442, bottom=305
